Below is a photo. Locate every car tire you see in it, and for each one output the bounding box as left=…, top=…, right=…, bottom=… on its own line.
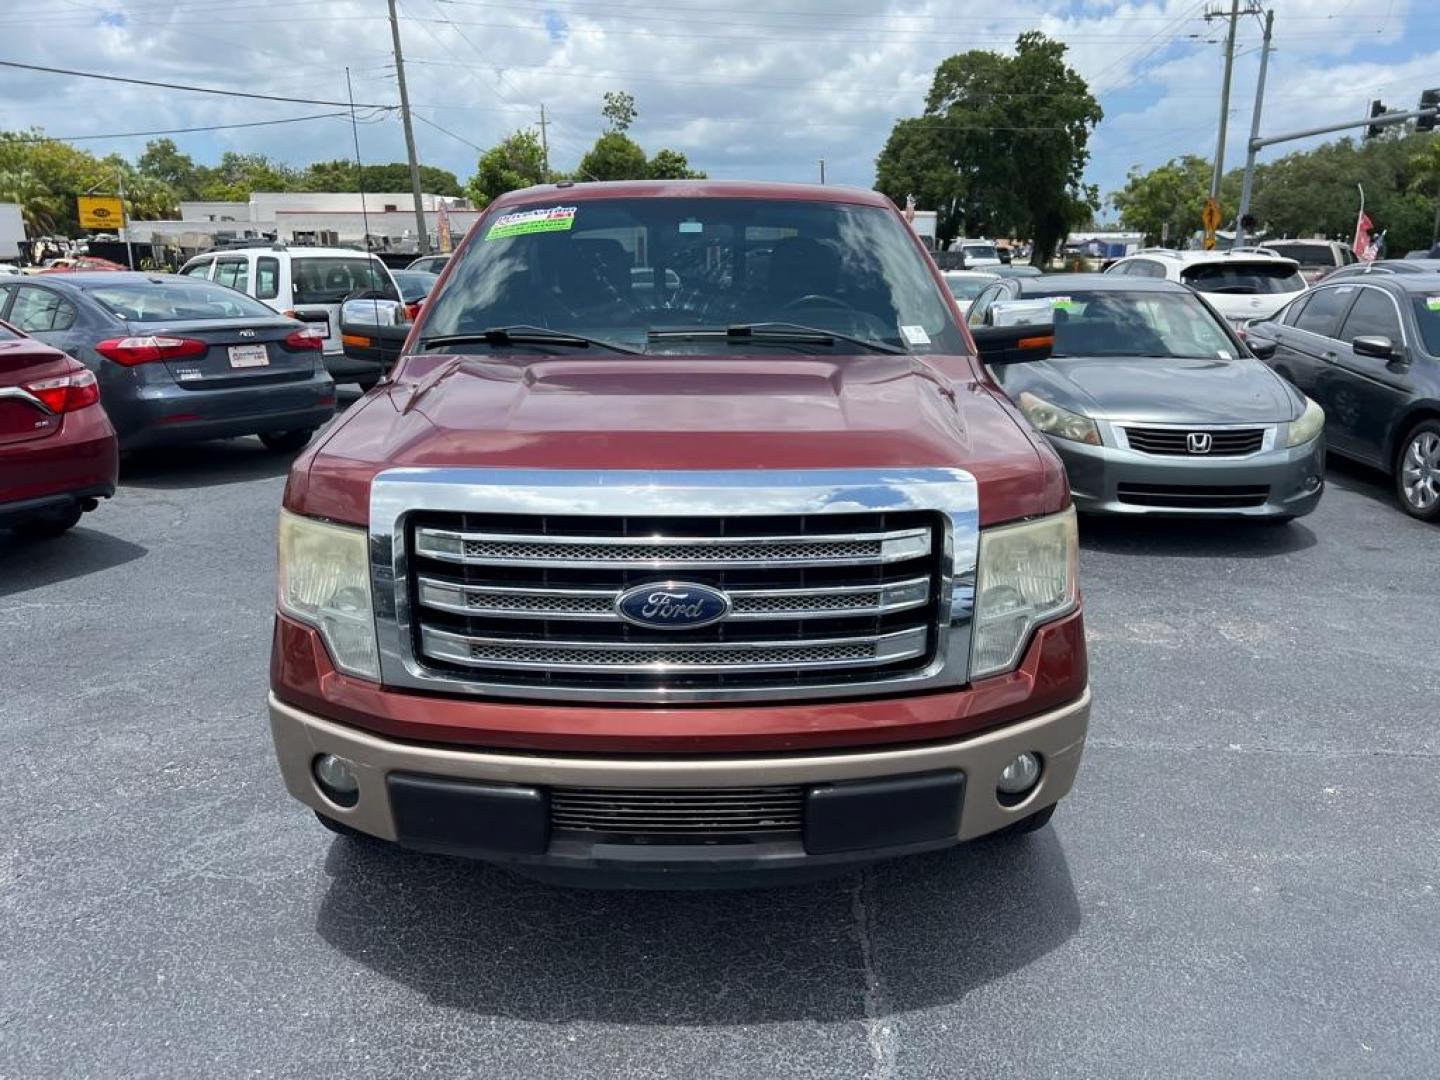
left=1395, top=419, right=1440, bottom=522
left=989, top=803, right=1056, bottom=840
left=11, top=505, right=84, bottom=539
left=356, top=377, right=380, bottom=392
left=313, top=811, right=373, bottom=841
left=259, top=429, right=316, bottom=453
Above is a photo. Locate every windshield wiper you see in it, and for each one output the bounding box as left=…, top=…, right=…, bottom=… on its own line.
left=421, top=325, right=642, bottom=355
left=647, top=322, right=906, bottom=355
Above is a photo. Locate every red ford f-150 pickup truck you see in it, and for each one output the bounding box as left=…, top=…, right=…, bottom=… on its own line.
left=268, top=180, right=1090, bottom=887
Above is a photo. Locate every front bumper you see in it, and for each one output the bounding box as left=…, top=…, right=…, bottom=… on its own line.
left=269, top=686, right=1090, bottom=887
left=1054, top=432, right=1325, bottom=518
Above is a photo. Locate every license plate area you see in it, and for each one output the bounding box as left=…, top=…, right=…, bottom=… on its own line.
left=228, top=344, right=269, bottom=368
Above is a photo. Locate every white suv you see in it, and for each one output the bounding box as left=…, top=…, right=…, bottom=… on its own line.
left=179, top=245, right=403, bottom=385
left=1104, top=248, right=1307, bottom=327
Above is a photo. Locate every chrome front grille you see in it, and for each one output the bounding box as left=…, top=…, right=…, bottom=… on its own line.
left=369, top=467, right=979, bottom=705
left=406, top=511, right=942, bottom=697
left=1124, top=426, right=1266, bottom=456
left=550, top=785, right=805, bottom=840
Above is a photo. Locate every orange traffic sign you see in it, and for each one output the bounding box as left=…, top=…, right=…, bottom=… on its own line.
left=1202, top=198, right=1222, bottom=233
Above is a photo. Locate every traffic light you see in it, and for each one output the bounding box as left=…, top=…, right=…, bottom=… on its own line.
left=1365, top=100, right=1387, bottom=140
left=1419, top=89, right=1440, bottom=133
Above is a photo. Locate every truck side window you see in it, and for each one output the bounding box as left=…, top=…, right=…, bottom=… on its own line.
left=255, top=257, right=280, bottom=301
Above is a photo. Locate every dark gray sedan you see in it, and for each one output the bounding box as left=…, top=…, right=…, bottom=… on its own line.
left=968, top=274, right=1325, bottom=520
left=0, top=272, right=335, bottom=452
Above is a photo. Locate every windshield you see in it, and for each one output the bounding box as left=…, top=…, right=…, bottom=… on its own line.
left=962, top=243, right=999, bottom=260
left=1415, top=295, right=1440, bottom=356
left=1181, top=261, right=1305, bottom=295
left=86, top=279, right=282, bottom=322
left=291, top=257, right=393, bottom=305
left=1040, top=290, right=1240, bottom=359
left=1264, top=243, right=1335, bottom=269
left=420, top=197, right=965, bottom=355
left=945, top=275, right=993, bottom=301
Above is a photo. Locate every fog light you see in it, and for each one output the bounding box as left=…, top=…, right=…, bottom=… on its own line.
left=997, top=752, right=1042, bottom=797
left=313, top=753, right=360, bottom=807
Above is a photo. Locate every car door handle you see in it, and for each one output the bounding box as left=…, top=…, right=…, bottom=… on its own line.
left=1322, top=351, right=1338, bottom=361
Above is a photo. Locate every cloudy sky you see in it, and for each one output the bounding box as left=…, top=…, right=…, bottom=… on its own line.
left=1, top=0, right=1436, bottom=213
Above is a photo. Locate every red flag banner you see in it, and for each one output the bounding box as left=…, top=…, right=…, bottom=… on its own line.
left=1352, top=211, right=1377, bottom=262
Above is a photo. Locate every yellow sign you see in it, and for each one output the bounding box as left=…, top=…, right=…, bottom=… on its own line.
left=1202, top=198, right=1222, bottom=233
left=78, top=195, right=125, bottom=230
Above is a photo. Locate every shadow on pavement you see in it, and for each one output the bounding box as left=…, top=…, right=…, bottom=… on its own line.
left=315, top=827, right=1078, bottom=1024
left=120, top=438, right=300, bottom=490
left=0, top=526, right=147, bottom=595
left=1078, top=513, right=1318, bottom=559
left=1322, top=456, right=1400, bottom=512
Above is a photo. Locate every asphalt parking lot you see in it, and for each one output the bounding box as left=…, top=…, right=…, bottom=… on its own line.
left=2, top=416, right=1437, bottom=1080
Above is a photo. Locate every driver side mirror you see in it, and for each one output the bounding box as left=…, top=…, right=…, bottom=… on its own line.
left=971, top=323, right=1054, bottom=366
left=340, top=297, right=405, bottom=328
left=1248, top=338, right=1278, bottom=360
left=1352, top=335, right=1403, bottom=362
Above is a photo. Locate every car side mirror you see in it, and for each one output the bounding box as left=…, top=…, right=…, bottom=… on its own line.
left=1352, top=335, right=1401, bottom=361
left=1248, top=338, right=1278, bottom=360
left=971, top=323, right=1054, bottom=365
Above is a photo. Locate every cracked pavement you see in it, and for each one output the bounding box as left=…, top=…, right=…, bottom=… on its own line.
left=1, top=423, right=1436, bottom=1079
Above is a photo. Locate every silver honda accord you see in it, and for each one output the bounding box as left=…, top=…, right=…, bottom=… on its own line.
left=969, top=274, right=1326, bottom=520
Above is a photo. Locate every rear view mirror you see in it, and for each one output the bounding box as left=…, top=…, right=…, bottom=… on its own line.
left=1352, top=335, right=1400, bottom=361
left=341, top=297, right=404, bottom=328
left=971, top=323, right=1054, bottom=365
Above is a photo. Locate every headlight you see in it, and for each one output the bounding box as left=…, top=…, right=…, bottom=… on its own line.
left=1018, top=391, right=1101, bottom=445
left=1286, top=396, right=1324, bottom=447
left=970, top=508, right=1079, bottom=680
left=278, top=509, right=380, bottom=680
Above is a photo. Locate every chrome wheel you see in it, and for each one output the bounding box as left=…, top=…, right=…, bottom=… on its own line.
left=1400, top=430, right=1440, bottom=511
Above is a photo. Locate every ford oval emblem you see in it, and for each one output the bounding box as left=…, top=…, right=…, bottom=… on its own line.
left=615, top=581, right=731, bottom=630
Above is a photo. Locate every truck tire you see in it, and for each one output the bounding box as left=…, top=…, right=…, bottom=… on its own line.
left=11, top=505, right=84, bottom=539
left=259, top=429, right=316, bottom=453
left=990, top=803, right=1056, bottom=839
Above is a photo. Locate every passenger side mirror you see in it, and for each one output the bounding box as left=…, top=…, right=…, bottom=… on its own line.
left=1352, top=335, right=1401, bottom=361
left=971, top=323, right=1054, bottom=366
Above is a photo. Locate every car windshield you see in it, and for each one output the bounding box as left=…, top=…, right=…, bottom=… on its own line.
left=1181, top=261, right=1305, bottom=295
left=945, top=276, right=993, bottom=301
left=1040, top=290, right=1240, bottom=359
left=291, top=257, right=393, bottom=305
left=420, top=196, right=966, bottom=355
left=1264, top=243, right=1334, bottom=269
left=1414, top=294, right=1440, bottom=356
left=86, top=279, right=282, bottom=322
left=963, top=244, right=998, bottom=260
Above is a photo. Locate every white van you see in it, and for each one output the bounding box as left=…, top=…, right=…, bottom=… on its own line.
left=178, top=245, right=403, bottom=386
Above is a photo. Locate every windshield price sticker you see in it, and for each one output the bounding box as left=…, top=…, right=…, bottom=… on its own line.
left=1051, top=296, right=1075, bottom=312
left=1427, top=296, right=1440, bottom=311
left=900, top=324, right=931, bottom=345
left=486, top=205, right=577, bottom=240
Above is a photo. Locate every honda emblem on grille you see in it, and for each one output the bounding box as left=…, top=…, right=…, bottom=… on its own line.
left=238, top=329, right=257, bottom=338
left=615, top=582, right=731, bottom=630
left=1187, top=432, right=1213, bottom=454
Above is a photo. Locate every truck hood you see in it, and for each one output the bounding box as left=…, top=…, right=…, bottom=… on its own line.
left=290, top=353, right=1066, bottom=527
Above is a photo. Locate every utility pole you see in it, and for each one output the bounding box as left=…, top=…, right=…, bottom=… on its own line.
left=1207, top=0, right=1242, bottom=201
left=116, top=170, right=134, bottom=270
left=386, top=0, right=430, bottom=255
left=538, top=104, right=551, bottom=183
left=818, top=158, right=826, bottom=185
left=1233, top=9, right=1274, bottom=249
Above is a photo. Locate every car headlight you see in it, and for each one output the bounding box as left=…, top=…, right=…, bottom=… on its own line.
left=970, top=507, right=1079, bottom=680
left=1018, top=391, right=1101, bottom=445
left=1286, top=397, right=1324, bottom=448
left=278, top=509, right=380, bottom=680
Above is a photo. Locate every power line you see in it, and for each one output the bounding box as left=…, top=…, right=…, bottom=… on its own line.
left=2, top=110, right=378, bottom=143
left=0, top=57, right=394, bottom=109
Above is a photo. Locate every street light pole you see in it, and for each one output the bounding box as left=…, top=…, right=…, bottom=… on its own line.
left=1233, top=8, right=1274, bottom=249
left=1209, top=0, right=1241, bottom=201
left=386, top=0, right=430, bottom=255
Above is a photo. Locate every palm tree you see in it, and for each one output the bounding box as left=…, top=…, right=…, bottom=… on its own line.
left=0, top=168, right=62, bottom=236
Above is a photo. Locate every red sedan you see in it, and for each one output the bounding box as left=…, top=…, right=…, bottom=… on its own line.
left=0, top=319, right=118, bottom=538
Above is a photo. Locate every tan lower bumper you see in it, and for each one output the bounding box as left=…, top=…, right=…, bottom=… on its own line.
left=269, top=687, right=1090, bottom=844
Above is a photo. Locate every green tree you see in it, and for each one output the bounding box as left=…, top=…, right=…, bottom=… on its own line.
left=646, top=148, right=705, bottom=180
left=1110, top=155, right=1214, bottom=244
left=198, top=152, right=303, bottom=200
left=466, top=129, right=547, bottom=206
left=578, top=131, right=647, bottom=182
left=302, top=160, right=464, bottom=196
left=874, top=33, right=1102, bottom=261
left=602, top=90, right=638, bottom=134
left=136, top=138, right=205, bottom=199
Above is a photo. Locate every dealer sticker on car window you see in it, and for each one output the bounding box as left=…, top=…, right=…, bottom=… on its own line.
left=900, top=324, right=931, bottom=345
left=1051, top=296, right=1075, bottom=312
left=486, top=205, right=577, bottom=240
left=1426, top=296, right=1440, bottom=311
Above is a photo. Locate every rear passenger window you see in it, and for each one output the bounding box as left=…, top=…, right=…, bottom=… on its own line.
left=214, top=259, right=249, bottom=292
left=1339, top=289, right=1403, bottom=345
left=255, top=257, right=280, bottom=300
left=1293, top=287, right=1353, bottom=337
left=180, top=260, right=212, bottom=279
left=8, top=287, right=76, bottom=332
